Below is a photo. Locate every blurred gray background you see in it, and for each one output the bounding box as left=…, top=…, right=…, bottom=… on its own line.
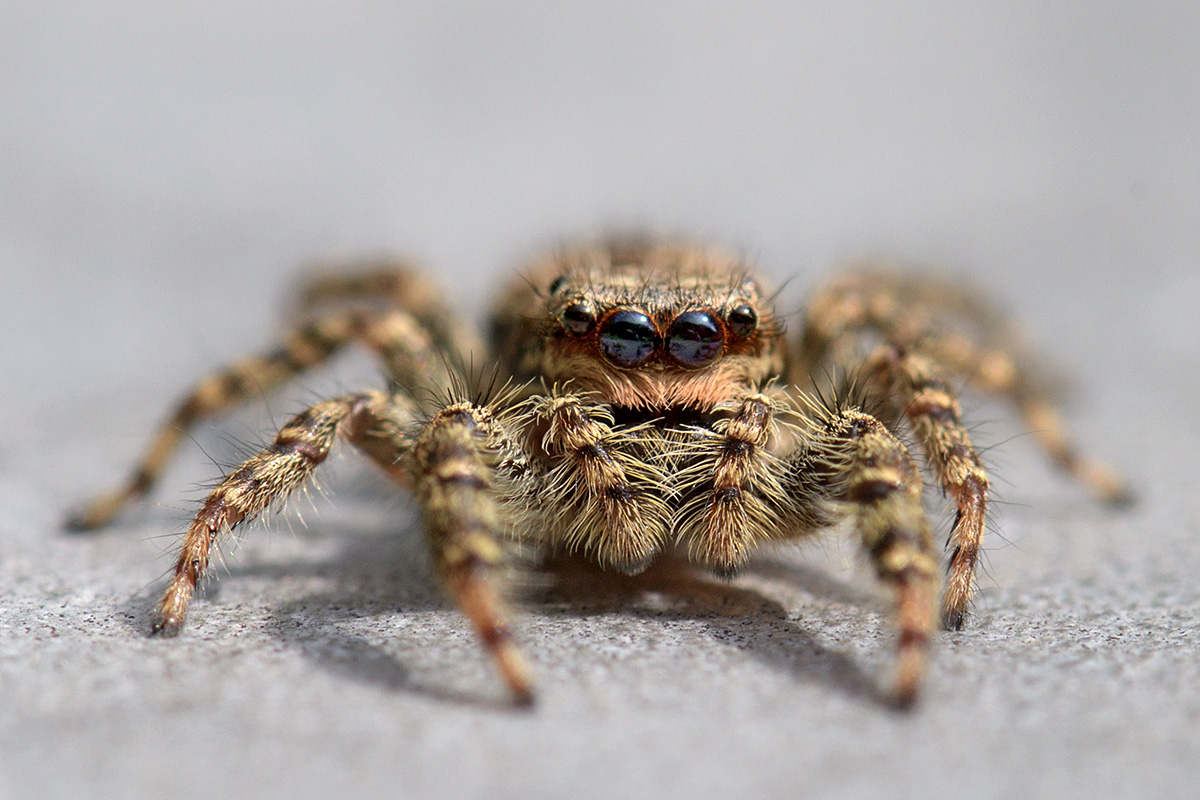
left=2, top=3, right=1198, bottom=799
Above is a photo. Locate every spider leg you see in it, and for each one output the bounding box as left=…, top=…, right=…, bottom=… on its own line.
left=66, top=306, right=455, bottom=531
left=66, top=311, right=367, bottom=530
left=862, top=347, right=989, bottom=630
left=154, top=390, right=413, bottom=635
left=796, top=406, right=939, bottom=706
left=535, top=394, right=670, bottom=573
left=794, top=267, right=1016, bottom=379
left=672, top=387, right=937, bottom=705
left=155, top=385, right=542, bottom=709
left=136, top=309, right=542, bottom=704
left=921, top=335, right=1132, bottom=505
left=795, top=265, right=1130, bottom=504
left=291, top=257, right=484, bottom=362
left=410, top=400, right=541, bottom=706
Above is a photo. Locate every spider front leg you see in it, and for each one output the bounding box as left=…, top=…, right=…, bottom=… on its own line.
left=408, top=401, right=541, bottom=706
left=152, top=390, right=542, bottom=706
left=131, top=303, right=541, bottom=704
left=806, top=408, right=940, bottom=706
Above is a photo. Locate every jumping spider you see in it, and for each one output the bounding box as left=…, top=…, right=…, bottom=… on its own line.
left=68, top=236, right=1130, bottom=706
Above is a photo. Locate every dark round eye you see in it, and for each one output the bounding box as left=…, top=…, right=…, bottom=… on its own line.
left=727, top=304, right=758, bottom=337
left=562, top=302, right=596, bottom=335
left=548, top=275, right=567, bottom=295
left=598, top=310, right=660, bottom=367
left=668, top=311, right=723, bottom=367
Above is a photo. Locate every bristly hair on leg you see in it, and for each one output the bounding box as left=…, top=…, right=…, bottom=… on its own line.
left=802, top=364, right=897, bottom=432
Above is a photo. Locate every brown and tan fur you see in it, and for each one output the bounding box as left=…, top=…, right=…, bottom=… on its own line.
left=68, top=237, right=1129, bottom=707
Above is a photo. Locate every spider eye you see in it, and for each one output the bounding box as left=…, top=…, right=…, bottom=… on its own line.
left=727, top=304, right=758, bottom=337
left=598, top=311, right=660, bottom=367
left=667, top=311, right=723, bottom=367
left=562, top=302, right=596, bottom=335
left=548, top=275, right=567, bottom=295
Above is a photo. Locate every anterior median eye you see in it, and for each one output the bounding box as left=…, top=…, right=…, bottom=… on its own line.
left=668, top=311, right=723, bottom=367
left=598, top=311, right=659, bottom=367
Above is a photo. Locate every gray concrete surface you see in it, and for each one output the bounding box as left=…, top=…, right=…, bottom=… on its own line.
left=2, top=4, right=1199, bottom=799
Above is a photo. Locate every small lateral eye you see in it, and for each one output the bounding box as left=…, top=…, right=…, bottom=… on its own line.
left=668, top=310, right=723, bottom=367
left=727, top=304, right=758, bottom=337
left=548, top=275, right=567, bottom=295
left=598, top=310, right=660, bottom=367
left=562, top=302, right=596, bottom=335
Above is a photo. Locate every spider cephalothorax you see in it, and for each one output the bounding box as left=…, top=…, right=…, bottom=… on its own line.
left=68, top=236, right=1129, bottom=707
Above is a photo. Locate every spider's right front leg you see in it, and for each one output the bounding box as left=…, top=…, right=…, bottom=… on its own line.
left=153, top=388, right=545, bottom=707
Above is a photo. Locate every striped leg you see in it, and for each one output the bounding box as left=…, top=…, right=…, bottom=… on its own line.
left=794, top=267, right=1009, bottom=381
left=154, top=391, right=412, bottom=635
left=67, top=307, right=452, bottom=531
left=810, top=408, right=940, bottom=706
left=536, top=395, right=669, bottom=574
left=294, top=258, right=484, bottom=369
left=409, top=401, right=539, bottom=706
left=923, top=335, right=1133, bottom=505
left=66, top=312, right=367, bottom=530
left=864, top=348, right=989, bottom=630
left=152, top=387, right=542, bottom=706
left=796, top=267, right=1130, bottom=505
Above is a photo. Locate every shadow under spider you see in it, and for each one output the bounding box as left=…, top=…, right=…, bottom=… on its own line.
left=120, top=512, right=891, bottom=709
left=530, top=553, right=883, bottom=705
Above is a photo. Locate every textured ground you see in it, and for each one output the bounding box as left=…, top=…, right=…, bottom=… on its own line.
left=3, top=5, right=1199, bottom=799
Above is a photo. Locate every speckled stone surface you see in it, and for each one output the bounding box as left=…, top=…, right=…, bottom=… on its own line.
left=2, top=5, right=1198, bottom=799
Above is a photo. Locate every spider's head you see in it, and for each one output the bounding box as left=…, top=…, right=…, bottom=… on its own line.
left=507, top=239, right=786, bottom=410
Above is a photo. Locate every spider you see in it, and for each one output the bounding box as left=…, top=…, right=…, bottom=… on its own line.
left=67, top=236, right=1130, bottom=707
